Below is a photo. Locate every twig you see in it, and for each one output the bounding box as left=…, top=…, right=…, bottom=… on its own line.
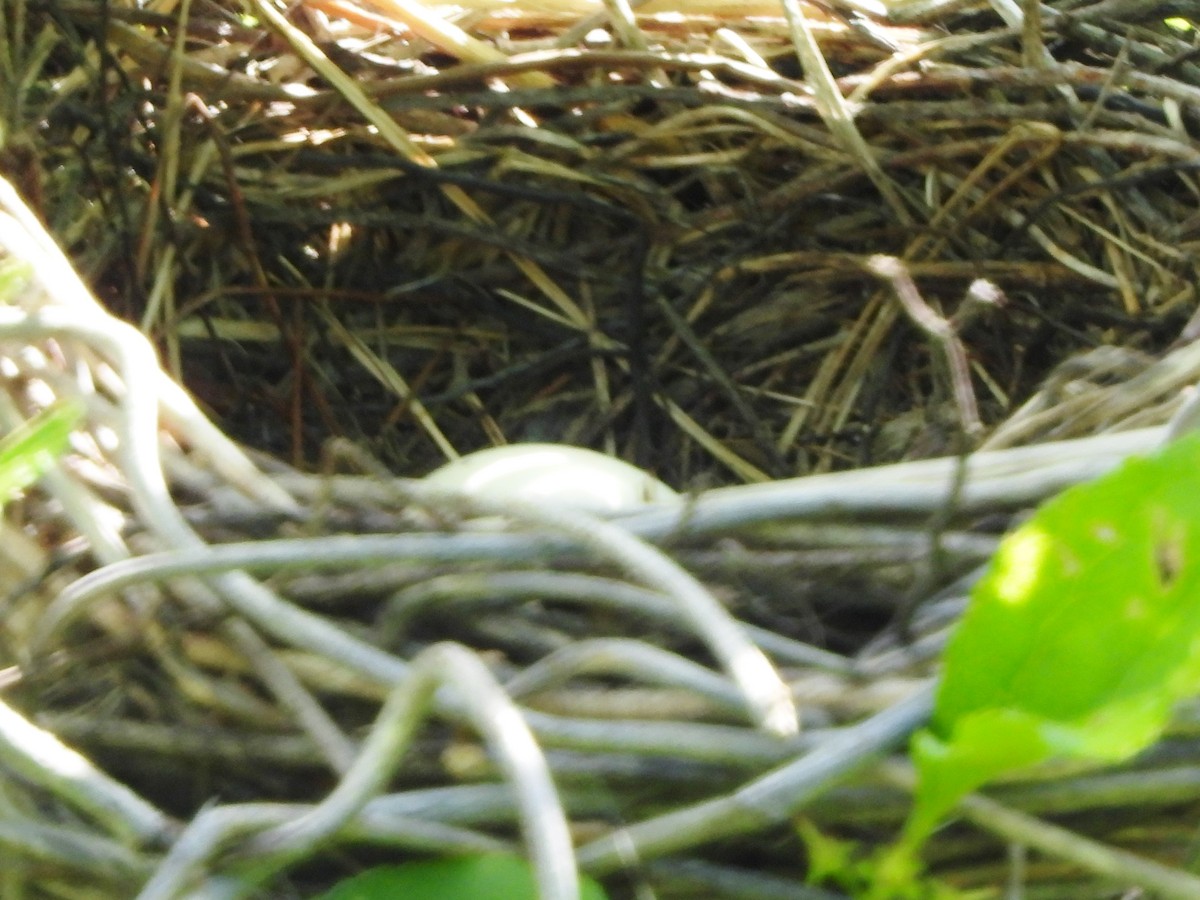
left=778, top=0, right=913, bottom=224
left=222, top=619, right=357, bottom=775
left=136, top=643, right=576, bottom=900
left=502, top=638, right=748, bottom=713
left=882, top=760, right=1200, bottom=900
left=0, top=817, right=155, bottom=884
left=0, top=695, right=175, bottom=846
left=867, top=255, right=995, bottom=439
left=383, top=569, right=854, bottom=672
left=0, top=180, right=298, bottom=515
left=576, top=682, right=935, bottom=873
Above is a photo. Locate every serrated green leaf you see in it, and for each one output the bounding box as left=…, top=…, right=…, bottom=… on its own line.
left=905, top=431, right=1200, bottom=847
left=799, top=818, right=979, bottom=900
left=797, top=817, right=859, bottom=885
left=315, top=854, right=609, bottom=900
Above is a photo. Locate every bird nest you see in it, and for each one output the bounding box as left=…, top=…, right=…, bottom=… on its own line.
left=2, top=0, right=1200, bottom=896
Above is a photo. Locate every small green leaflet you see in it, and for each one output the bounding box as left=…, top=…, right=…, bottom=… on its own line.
left=903, top=429, right=1200, bottom=849
left=316, top=854, right=610, bottom=900
left=0, top=260, right=33, bottom=301
left=0, top=401, right=81, bottom=509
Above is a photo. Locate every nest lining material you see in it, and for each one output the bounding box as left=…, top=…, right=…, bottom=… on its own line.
left=2, top=0, right=1200, bottom=896
left=18, top=0, right=1200, bottom=484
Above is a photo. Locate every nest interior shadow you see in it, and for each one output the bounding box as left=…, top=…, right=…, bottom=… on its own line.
left=18, top=0, right=1200, bottom=485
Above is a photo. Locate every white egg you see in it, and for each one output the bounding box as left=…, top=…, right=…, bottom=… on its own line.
left=424, top=443, right=678, bottom=513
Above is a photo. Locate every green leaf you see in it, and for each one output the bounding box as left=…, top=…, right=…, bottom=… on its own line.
left=0, top=401, right=81, bottom=509
left=0, top=259, right=33, bottom=302
left=315, top=854, right=610, bottom=900
left=797, top=817, right=861, bottom=886
left=797, top=818, right=979, bottom=900
left=905, top=430, right=1200, bottom=847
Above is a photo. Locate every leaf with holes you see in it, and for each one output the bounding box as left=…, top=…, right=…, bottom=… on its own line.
left=904, top=429, right=1200, bottom=849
